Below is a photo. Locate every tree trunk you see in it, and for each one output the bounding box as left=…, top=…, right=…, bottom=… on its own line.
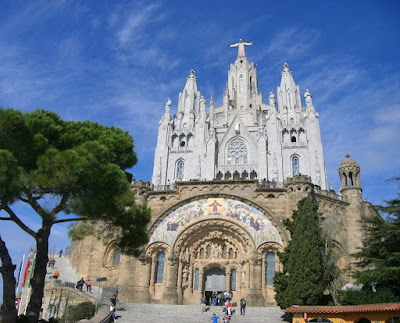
left=26, top=226, right=51, bottom=323
left=0, top=235, right=17, bottom=323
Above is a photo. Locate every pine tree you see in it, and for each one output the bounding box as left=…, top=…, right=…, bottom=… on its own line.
left=274, top=196, right=327, bottom=309
left=353, top=177, right=400, bottom=300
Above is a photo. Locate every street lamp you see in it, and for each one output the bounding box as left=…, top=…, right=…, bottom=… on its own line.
left=95, top=277, right=107, bottom=311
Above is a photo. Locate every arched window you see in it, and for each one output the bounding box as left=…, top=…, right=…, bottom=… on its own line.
left=292, top=156, right=300, bottom=176
left=200, top=248, right=204, bottom=259
left=194, top=268, right=199, bottom=290
left=113, top=249, right=121, bottom=265
left=176, top=160, right=184, bottom=180
left=206, top=245, right=211, bottom=258
left=308, top=318, right=333, bottom=323
left=222, top=245, right=227, bottom=258
left=230, top=269, right=237, bottom=291
left=228, top=248, right=233, bottom=259
left=266, top=252, right=275, bottom=286
left=227, top=138, right=248, bottom=166
left=239, top=74, right=244, bottom=92
left=155, top=251, right=165, bottom=283
left=290, top=118, right=294, bottom=126
left=291, top=136, right=297, bottom=143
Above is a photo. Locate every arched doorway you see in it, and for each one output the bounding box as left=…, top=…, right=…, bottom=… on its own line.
left=204, top=268, right=226, bottom=303
left=147, top=197, right=285, bottom=305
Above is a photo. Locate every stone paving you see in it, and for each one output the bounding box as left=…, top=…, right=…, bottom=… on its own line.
left=114, top=303, right=290, bottom=323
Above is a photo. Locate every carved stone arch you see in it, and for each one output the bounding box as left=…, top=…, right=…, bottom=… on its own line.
left=103, top=240, right=122, bottom=268
left=172, top=217, right=257, bottom=260
left=331, top=239, right=351, bottom=270
left=146, top=241, right=171, bottom=257
left=148, top=193, right=289, bottom=246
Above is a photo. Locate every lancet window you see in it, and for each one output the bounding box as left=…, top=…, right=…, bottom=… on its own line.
left=231, top=269, right=237, bottom=291
left=113, top=249, right=121, bottom=265
left=266, top=252, right=275, bottom=285
left=176, top=160, right=184, bottom=180
left=292, top=156, right=300, bottom=176
left=239, top=74, right=244, bottom=92
left=156, top=251, right=165, bottom=283
left=227, top=138, right=248, bottom=166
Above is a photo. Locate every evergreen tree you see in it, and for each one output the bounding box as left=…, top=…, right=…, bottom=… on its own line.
left=353, top=177, right=400, bottom=300
left=0, top=108, right=151, bottom=322
left=274, top=196, right=328, bottom=309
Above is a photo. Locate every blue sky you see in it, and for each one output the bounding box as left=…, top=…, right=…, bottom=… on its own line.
left=0, top=0, right=399, bottom=303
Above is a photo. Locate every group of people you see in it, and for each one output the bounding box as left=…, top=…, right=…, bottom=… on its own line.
left=75, top=277, right=92, bottom=292
left=48, top=258, right=56, bottom=268
left=203, top=293, right=247, bottom=322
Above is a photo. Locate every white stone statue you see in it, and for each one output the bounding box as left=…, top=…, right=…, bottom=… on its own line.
left=228, top=39, right=255, bottom=57
left=304, top=89, right=313, bottom=107
left=165, top=98, right=171, bottom=113
left=234, top=122, right=240, bottom=134
left=269, top=90, right=276, bottom=108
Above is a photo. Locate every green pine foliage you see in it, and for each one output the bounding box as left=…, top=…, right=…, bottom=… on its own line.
left=353, top=177, right=400, bottom=301
left=0, top=108, right=151, bottom=322
left=274, top=196, right=328, bottom=309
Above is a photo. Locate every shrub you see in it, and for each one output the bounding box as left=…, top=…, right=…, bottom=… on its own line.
left=64, top=302, right=95, bottom=323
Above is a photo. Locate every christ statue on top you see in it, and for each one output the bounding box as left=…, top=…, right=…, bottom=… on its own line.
left=228, top=39, right=255, bottom=57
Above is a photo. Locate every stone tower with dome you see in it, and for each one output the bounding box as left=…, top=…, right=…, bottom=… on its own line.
left=67, top=41, right=379, bottom=308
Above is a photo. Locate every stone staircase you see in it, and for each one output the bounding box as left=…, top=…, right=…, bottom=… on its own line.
left=46, top=255, right=100, bottom=299
left=114, top=303, right=290, bottom=323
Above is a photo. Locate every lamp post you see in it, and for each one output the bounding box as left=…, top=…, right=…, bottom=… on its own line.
left=95, top=277, right=107, bottom=311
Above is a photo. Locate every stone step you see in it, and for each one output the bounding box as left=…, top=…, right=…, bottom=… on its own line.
left=114, top=303, right=289, bottom=323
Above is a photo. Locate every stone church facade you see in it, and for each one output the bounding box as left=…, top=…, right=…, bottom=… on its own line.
left=69, top=42, right=377, bottom=306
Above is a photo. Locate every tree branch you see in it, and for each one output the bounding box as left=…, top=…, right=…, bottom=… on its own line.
left=53, top=218, right=80, bottom=224
left=52, top=193, right=70, bottom=216
left=0, top=217, right=13, bottom=221
left=3, top=205, right=37, bottom=238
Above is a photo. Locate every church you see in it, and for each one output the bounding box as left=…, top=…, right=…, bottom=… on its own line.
left=69, top=40, right=377, bottom=306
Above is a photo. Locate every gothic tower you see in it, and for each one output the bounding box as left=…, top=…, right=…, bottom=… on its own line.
left=152, top=40, right=328, bottom=190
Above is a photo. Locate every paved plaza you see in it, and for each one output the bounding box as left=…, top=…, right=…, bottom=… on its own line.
left=114, top=303, right=289, bottom=323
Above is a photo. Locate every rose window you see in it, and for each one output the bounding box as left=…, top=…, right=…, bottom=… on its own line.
left=227, top=139, right=248, bottom=165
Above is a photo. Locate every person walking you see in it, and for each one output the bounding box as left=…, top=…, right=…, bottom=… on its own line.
left=222, top=313, right=231, bottom=323
left=59, top=249, right=63, bottom=257
left=86, top=279, right=92, bottom=292
left=210, top=313, right=219, bottom=323
left=226, top=299, right=232, bottom=315
left=201, top=296, right=207, bottom=312
left=110, top=303, right=116, bottom=322
left=240, top=297, right=246, bottom=315
left=51, top=258, right=55, bottom=268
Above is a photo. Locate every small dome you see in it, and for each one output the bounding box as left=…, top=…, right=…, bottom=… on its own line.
left=339, top=153, right=360, bottom=170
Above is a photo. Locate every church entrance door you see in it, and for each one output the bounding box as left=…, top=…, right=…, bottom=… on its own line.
left=204, top=268, right=226, bottom=305
left=204, top=268, right=225, bottom=291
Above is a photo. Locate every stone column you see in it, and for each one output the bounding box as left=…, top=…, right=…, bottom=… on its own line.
left=127, top=256, right=151, bottom=303
left=149, top=255, right=157, bottom=296
left=226, top=268, right=231, bottom=292
left=198, top=267, right=205, bottom=295
left=161, top=254, right=179, bottom=304
left=246, top=255, right=264, bottom=306
left=176, top=260, right=183, bottom=303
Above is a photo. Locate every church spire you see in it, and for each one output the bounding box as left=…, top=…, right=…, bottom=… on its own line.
left=277, top=62, right=302, bottom=112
